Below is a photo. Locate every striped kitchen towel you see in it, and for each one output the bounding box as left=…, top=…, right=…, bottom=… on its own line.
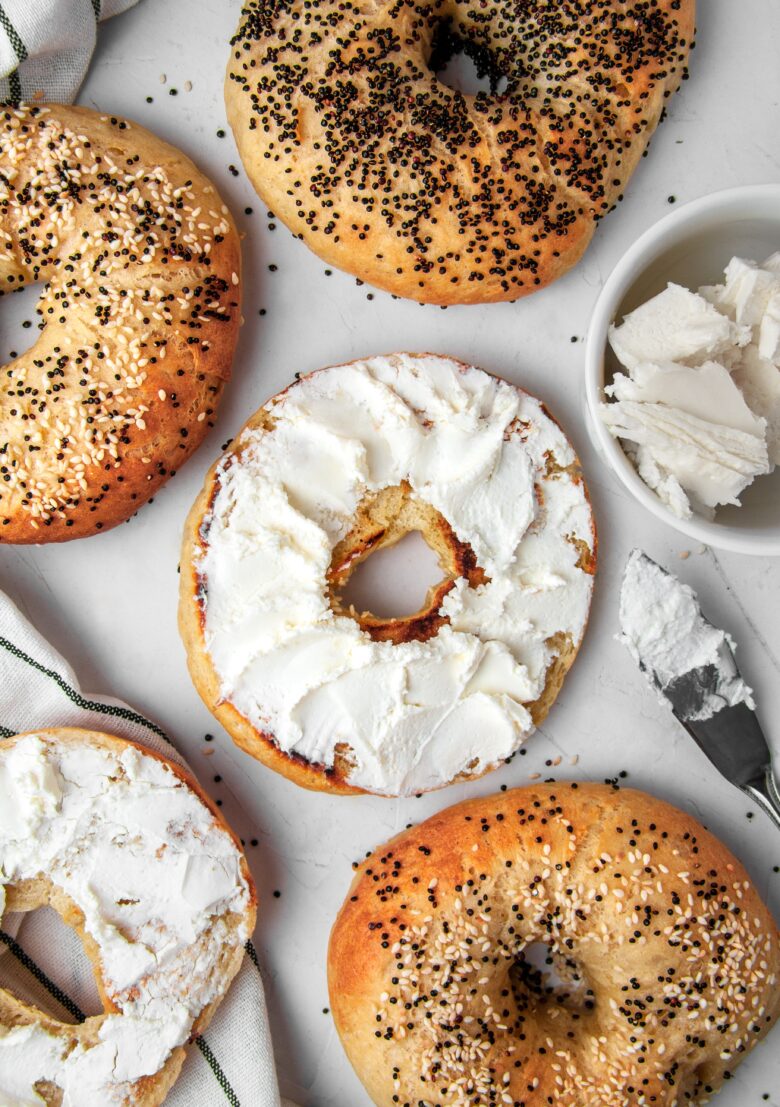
left=0, top=587, right=291, bottom=1107
left=0, top=0, right=139, bottom=104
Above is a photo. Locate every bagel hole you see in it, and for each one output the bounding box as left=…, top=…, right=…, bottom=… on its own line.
left=1, top=904, right=102, bottom=1023
left=0, top=281, right=44, bottom=363
left=511, top=942, right=593, bottom=1011
left=339, top=530, right=443, bottom=619
left=430, top=21, right=509, bottom=97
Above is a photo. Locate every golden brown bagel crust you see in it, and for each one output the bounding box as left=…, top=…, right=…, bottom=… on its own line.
left=226, top=0, right=695, bottom=305
left=0, top=727, right=257, bottom=1107
left=0, top=105, right=241, bottom=542
left=329, top=782, right=780, bottom=1106
left=178, top=355, right=596, bottom=796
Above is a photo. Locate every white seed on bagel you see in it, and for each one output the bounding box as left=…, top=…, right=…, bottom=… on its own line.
left=329, top=782, right=780, bottom=1106
left=0, top=728, right=256, bottom=1107
left=226, top=0, right=695, bottom=304
left=179, top=353, right=596, bottom=796
left=0, top=105, right=241, bottom=542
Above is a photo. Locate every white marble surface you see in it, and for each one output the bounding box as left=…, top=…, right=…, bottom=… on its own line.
left=1, top=2, right=780, bottom=1104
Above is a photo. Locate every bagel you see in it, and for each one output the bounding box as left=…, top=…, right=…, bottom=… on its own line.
left=179, top=353, right=596, bottom=796
left=329, top=782, right=780, bottom=1106
left=226, top=0, right=695, bottom=305
left=0, top=104, right=241, bottom=542
left=0, top=728, right=256, bottom=1106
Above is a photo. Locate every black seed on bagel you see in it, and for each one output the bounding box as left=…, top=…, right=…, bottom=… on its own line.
left=0, top=105, right=241, bottom=542
left=226, top=0, right=695, bottom=304
left=329, top=783, right=780, bottom=1106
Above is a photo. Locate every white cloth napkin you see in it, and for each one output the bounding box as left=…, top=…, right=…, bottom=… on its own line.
left=0, top=0, right=139, bottom=104
left=0, top=587, right=287, bottom=1107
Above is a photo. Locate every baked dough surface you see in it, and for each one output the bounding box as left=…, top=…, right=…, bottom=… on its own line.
left=226, top=0, right=695, bottom=303
left=0, top=105, right=241, bottom=541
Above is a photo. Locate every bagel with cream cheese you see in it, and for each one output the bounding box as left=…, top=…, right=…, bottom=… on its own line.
left=179, top=353, right=596, bottom=796
left=0, top=728, right=256, bottom=1106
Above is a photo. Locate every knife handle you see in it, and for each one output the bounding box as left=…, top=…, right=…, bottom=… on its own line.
left=743, top=767, right=780, bottom=831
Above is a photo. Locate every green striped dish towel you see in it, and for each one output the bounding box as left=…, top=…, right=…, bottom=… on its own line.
left=0, top=0, right=139, bottom=104
left=0, top=587, right=289, bottom=1107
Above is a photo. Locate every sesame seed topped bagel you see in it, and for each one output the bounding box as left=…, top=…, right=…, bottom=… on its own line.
left=179, top=353, right=596, bottom=797
left=329, top=782, right=780, bottom=1106
left=226, top=0, right=695, bottom=304
left=0, top=105, right=241, bottom=542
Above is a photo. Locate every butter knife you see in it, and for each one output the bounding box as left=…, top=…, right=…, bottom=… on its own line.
left=619, top=550, right=780, bottom=830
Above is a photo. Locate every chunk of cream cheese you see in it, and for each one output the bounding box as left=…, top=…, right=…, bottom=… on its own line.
left=618, top=550, right=754, bottom=722
left=196, top=354, right=595, bottom=796
left=0, top=734, right=252, bottom=1107
left=601, top=256, right=780, bottom=517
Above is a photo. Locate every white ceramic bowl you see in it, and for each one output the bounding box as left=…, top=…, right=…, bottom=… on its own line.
left=585, top=184, right=780, bottom=556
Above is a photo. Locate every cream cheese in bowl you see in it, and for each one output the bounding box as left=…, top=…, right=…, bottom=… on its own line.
left=584, top=184, right=780, bottom=555
left=600, top=254, right=780, bottom=519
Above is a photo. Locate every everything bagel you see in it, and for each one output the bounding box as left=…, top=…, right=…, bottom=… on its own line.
left=0, top=105, right=241, bottom=542
left=329, top=782, right=780, bottom=1105
left=226, top=0, right=695, bottom=304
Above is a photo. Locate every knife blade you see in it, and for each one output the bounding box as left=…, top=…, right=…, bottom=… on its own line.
left=676, top=683, right=780, bottom=831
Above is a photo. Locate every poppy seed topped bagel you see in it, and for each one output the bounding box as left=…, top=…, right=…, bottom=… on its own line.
left=0, top=104, right=241, bottom=542
left=329, top=782, right=780, bottom=1106
left=225, top=0, right=695, bottom=304
left=179, top=353, right=596, bottom=796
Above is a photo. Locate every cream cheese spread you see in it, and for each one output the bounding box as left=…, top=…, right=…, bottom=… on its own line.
left=0, top=733, right=252, bottom=1107
left=601, top=255, right=780, bottom=518
left=618, top=550, right=754, bottom=721
left=196, top=354, right=595, bottom=796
